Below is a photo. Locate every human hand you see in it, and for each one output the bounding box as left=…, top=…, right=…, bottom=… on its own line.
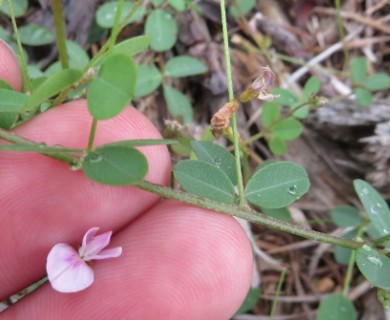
left=0, top=41, right=252, bottom=320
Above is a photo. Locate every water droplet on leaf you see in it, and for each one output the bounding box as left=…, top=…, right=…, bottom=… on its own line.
left=367, top=255, right=383, bottom=267
left=212, top=157, right=222, bottom=166
left=288, top=185, right=298, bottom=195
left=89, top=153, right=102, bottom=163
left=360, top=187, right=369, bottom=196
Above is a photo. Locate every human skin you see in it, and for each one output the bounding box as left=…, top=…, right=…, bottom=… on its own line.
left=0, top=40, right=252, bottom=320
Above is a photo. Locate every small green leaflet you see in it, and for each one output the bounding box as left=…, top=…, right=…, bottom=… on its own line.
left=87, top=53, right=136, bottom=119
left=245, top=161, right=310, bottom=209
left=173, top=160, right=235, bottom=204
left=82, top=145, right=148, bottom=186
left=191, top=141, right=237, bottom=185
left=145, top=9, right=178, bottom=52
left=164, top=55, right=207, bottom=78
left=356, top=245, right=390, bottom=289
left=316, top=294, right=357, bottom=320
left=353, top=179, right=390, bottom=237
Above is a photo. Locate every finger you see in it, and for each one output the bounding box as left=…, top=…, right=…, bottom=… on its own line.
left=4, top=201, right=253, bottom=320
left=0, top=40, right=22, bottom=90
left=0, top=101, right=171, bottom=299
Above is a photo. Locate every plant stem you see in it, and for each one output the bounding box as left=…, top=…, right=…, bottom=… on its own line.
left=6, top=0, right=31, bottom=92
left=0, top=128, right=80, bottom=165
left=220, top=0, right=246, bottom=207
left=136, top=180, right=362, bottom=250
left=342, top=226, right=364, bottom=297
left=52, top=0, right=69, bottom=69
left=107, top=0, right=125, bottom=51
left=270, top=268, right=287, bottom=319
left=87, top=118, right=98, bottom=152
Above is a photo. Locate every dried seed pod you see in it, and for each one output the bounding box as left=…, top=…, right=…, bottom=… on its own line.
left=210, top=99, right=239, bottom=138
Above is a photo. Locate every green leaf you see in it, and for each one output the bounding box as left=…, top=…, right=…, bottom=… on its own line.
left=355, top=88, right=373, bottom=107
left=0, top=0, right=27, bottom=17
left=230, top=0, right=256, bottom=17
left=333, top=229, right=356, bottom=265
left=316, top=294, right=357, bottom=320
left=18, top=24, right=54, bottom=46
left=191, top=141, right=237, bottom=185
left=0, top=88, right=28, bottom=112
left=163, top=85, right=193, bottom=124
left=82, top=145, right=148, bottom=186
left=350, top=57, right=367, bottom=84
left=245, top=161, right=310, bottom=209
left=356, top=245, right=390, bottom=289
left=273, top=88, right=298, bottom=107
left=101, top=139, right=176, bottom=148
left=262, top=207, right=292, bottom=222
left=260, top=102, right=280, bottom=128
left=272, top=118, right=303, bottom=141
left=171, top=135, right=192, bottom=156
left=87, top=53, right=136, bottom=119
left=353, top=179, right=390, bottom=237
left=268, top=136, right=286, bottom=156
left=0, top=79, right=12, bottom=90
left=135, top=64, right=162, bottom=98
left=96, top=1, right=145, bottom=29
left=113, top=35, right=152, bottom=56
left=23, top=69, right=82, bottom=111
left=151, top=0, right=164, bottom=6
left=173, top=160, right=235, bottom=204
left=235, top=288, right=261, bottom=315
left=363, top=73, right=390, bottom=91
left=145, top=9, right=178, bottom=52
left=330, top=205, right=362, bottom=228
left=303, top=76, right=321, bottom=100
left=0, top=112, right=18, bottom=129
left=45, top=41, right=90, bottom=76
left=168, top=0, right=186, bottom=11
left=28, top=65, right=44, bottom=79
left=164, top=55, right=207, bottom=78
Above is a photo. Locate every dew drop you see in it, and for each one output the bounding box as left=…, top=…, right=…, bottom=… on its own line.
left=340, top=306, right=347, bottom=313
left=288, top=184, right=298, bottom=195
left=383, top=228, right=389, bottom=234
left=360, top=187, right=369, bottom=196
left=89, top=153, right=102, bottom=163
left=362, top=244, right=372, bottom=252
left=377, top=202, right=383, bottom=208
left=212, top=157, right=222, bottom=166
left=367, top=255, right=383, bottom=267
left=370, top=205, right=378, bottom=214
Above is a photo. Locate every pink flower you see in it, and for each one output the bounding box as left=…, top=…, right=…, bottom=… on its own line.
left=46, top=227, right=122, bottom=293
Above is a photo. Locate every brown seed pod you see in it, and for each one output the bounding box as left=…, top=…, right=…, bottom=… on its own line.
left=210, top=100, right=239, bottom=138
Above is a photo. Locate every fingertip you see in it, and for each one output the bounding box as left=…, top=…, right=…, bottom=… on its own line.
left=0, top=40, right=22, bottom=91
left=5, top=201, right=253, bottom=320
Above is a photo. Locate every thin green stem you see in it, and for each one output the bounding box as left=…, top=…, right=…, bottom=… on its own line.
left=136, top=180, right=362, bottom=250
left=6, top=0, right=31, bottom=92
left=270, top=268, right=287, bottom=319
left=342, top=226, right=365, bottom=297
left=52, top=0, right=69, bottom=69
left=372, top=234, right=390, bottom=246
left=245, top=101, right=311, bottom=145
left=0, top=128, right=80, bottom=165
left=87, top=118, right=98, bottom=152
left=107, top=0, right=125, bottom=51
left=220, top=0, right=246, bottom=206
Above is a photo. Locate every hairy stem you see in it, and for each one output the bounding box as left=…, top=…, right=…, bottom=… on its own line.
left=52, top=0, right=69, bottom=69
left=220, top=0, right=246, bottom=207
left=136, top=180, right=362, bottom=250
left=6, top=0, right=31, bottom=92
